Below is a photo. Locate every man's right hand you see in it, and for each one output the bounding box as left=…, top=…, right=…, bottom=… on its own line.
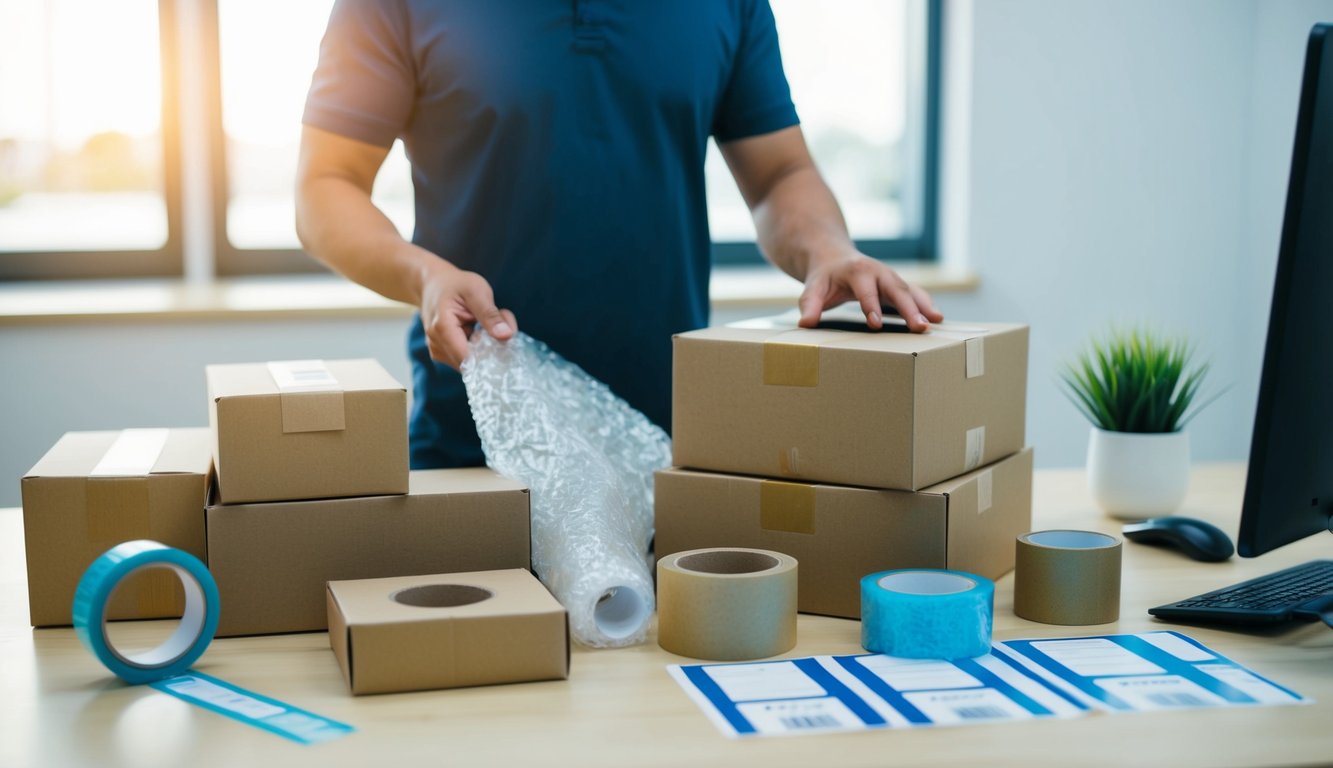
left=418, top=261, right=517, bottom=370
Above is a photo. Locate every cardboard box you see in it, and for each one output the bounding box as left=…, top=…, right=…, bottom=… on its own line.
left=654, top=448, right=1033, bottom=619
left=672, top=309, right=1029, bottom=491
left=327, top=569, right=569, bottom=695
left=206, top=358, right=409, bottom=504
left=206, top=468, right=531, bottom=636
left=21, top=428, right=213, bottom=627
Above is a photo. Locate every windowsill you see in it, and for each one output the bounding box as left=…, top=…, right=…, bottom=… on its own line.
left=0, top=264, right=978, bottom=325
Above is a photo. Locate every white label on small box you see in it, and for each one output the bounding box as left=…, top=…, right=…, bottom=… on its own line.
left=965, top=337, right=985, bottom=378
left=267, top=360, right=340, bottom=392
left=90, top=428, right=170, bottom=477
left=963, top=426, right=985, bottom=471
left=977, top=469, right=993, bottom=514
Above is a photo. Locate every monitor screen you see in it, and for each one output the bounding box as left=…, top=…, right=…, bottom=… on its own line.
left=1238, top=24, right=1333, bottom=557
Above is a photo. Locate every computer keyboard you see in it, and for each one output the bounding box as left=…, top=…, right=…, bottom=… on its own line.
left=1149, top=560, right=1333, bottom=627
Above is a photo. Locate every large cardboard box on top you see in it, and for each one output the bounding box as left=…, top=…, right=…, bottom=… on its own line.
left=21, top=428, right=213, bottom=627
left=673, top=309, right=1029, bottom=491
left=655, top=448, right=1034, bottom=619
left=205, top=467, right=531, bottom=637
left=327, top=569, right=569, bottom=695
left=207, top=358, right=408, bottom=504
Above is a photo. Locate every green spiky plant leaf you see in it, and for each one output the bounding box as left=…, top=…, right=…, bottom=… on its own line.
left=1060, top=328, right=1217, bottom=434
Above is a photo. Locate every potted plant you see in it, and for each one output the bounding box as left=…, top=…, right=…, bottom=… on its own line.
left=1061, top=328, right=1217, bottom=519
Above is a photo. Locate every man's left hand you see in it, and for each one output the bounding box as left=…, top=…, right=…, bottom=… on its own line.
left=798, top=250, right=944, bottom=333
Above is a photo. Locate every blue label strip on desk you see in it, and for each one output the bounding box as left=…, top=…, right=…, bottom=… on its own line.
left=992, top=631, right=1309, bottom=713
left=669, top=632, right=1309, bottom=738
left=150, top=671, right=355, bottom=745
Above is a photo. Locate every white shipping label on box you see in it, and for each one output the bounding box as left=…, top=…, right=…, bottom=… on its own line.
left=267, top=360, right=340, bottom=392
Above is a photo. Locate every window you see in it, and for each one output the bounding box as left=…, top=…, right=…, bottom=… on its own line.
left=1, top=0, right=939, bottom=280
left=711, top=0, right=940, bottom=264
left=0, top=0, right=180, bottom=279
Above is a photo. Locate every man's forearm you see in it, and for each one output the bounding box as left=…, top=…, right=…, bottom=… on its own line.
left=752, top=164, right=856, bottom=282
left=295, top=175, right=446, bottom=306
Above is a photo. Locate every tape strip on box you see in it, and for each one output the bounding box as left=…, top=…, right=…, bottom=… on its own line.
left=965, top=337, right=985, bottom=379
left=964, top=426, right=986, bottom=472
left=762, top=342, right=820, bottom=387
left=977, top=468, right=994, bottom=514
left=267, top=360, right=346, bottom=434
left=90, top=429, right=170, bottom=476
left=759, top=480, right=817, bottom=534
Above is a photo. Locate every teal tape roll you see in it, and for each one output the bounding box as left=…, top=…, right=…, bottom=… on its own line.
left=860, top=569, right=994, bottom=660
left=73, top=540, right=220, bottom=685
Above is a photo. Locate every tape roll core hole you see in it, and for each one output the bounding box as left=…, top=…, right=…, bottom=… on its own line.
left=392, top=584, right=493, bottom=608
left=1026, top=530, right=1118, bottom=549
left=675, top=551, right=780, bottom=575
left=103, top=563, right=206, bottom=669
left=594, top=587, right=649, bottom=640
left=878, top=571, right=975, bottom=596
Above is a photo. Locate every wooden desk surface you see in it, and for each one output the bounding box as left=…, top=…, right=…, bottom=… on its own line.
left=1, top=464, right=1329, bottom=768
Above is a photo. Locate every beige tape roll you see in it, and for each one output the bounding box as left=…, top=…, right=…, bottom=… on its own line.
left=1014, top=530, right=1122, bottom=625
left=657, top=548, right=798, bottom=661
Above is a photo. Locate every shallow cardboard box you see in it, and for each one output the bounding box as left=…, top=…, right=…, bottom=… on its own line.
left=21, top=428, right=212, bottom=627
left=206, top=467, right=530, bottom=636
left=327, top=569, right=569, bottom=695
left=207, top=358, right=409, bottom=504
left=673, top=309, right=1028, bottom=491
left=655, top=447, right=1033, bottom=619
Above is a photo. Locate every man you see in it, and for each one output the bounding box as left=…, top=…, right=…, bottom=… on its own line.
left=296, top=0, right=944, bottom=470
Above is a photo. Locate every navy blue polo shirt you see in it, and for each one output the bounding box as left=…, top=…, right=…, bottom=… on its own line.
left=304, top=0, right=799, bottom=468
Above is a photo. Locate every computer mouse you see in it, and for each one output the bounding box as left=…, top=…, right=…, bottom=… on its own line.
left=1122, top=516, right=1235, bottom=562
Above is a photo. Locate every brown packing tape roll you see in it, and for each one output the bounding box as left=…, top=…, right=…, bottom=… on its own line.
left=657, top=548, right=798, bottom=661
left=1014, top=530, right=1122, bottom=625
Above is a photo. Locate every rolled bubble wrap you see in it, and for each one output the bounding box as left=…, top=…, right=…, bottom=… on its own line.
left=461, top=330, right=670, bottom=647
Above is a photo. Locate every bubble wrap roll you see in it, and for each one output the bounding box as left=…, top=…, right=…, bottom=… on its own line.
left=461, top=330, right=670, bottom=647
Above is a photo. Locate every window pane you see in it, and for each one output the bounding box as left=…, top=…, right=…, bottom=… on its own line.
left=707, top=0, right=918, bottom=243
left=219, top=0, right=413, bottom=250
left=0, top=0, right=167, bottom=252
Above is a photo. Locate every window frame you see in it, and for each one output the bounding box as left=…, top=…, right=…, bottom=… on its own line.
left=0, top=0, right=185, bottom=281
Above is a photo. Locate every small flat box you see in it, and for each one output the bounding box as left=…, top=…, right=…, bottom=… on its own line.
left=327, top=569, right=570, bottom=696
left=655, top=448, right=1034, bottom=619
left=206, top=358, right=408, bottom=504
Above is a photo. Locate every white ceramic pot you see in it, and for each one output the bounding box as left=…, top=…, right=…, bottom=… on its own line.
left=1086, top=427, right=1190, bottom=520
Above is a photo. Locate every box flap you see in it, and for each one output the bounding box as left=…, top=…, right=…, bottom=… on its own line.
left=25, top=429, right=211, bottom=479
left=151, top=428, right=214, bottom=475
left=408, top=467, right=528, bottom=496
left=328, top=569, right=561, bottom=627
left=206, top=358, right=404, bottom=401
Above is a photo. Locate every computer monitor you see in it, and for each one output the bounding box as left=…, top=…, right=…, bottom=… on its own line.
left=1238, top=23, right=1333, bottom=558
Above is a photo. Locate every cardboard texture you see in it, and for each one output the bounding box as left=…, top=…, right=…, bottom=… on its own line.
left=206, top=468, right=531, bottom=637
left=672, top=312, right=1029, bottom=491
left=654, top=448, right=1034, bottom=619
left=21, top=428, right=213, bottom=627
left=327, top=569, right=569, bottom=695
left=206, top=358, right=409, bottom=504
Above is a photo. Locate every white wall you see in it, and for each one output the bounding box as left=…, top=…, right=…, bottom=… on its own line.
left=936, top=0, right=1331, bottom=473
left=3, top=0, right=1331, bottom=507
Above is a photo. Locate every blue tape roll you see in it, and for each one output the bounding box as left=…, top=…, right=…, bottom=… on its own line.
left=73, top=540, right=220, bottom=685
left=860, top=569, right=994, bottom=660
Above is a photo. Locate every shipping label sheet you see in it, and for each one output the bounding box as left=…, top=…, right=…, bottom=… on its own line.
left=668, top=631, right=1307, bottom=738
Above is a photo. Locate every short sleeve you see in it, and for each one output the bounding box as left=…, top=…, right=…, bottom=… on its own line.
left=712, top=0, right=800, bottom=143
left=301, top=0, right=416, bottom=148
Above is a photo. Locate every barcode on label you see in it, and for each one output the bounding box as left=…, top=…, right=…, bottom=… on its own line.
left=779, top=715, right=843, bottom=730
left=954, top=705, right=1010, bottom=720
left=1146, top=692, right=1208, bottom=707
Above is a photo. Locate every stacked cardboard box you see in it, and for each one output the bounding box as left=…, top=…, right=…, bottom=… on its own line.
left=204, top=358, right=533, bottom=637
left=656, top=309, right=1034, bottom=619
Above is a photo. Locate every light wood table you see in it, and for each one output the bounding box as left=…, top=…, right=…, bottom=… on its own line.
left=1, top=464, right=1330, bottom=767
